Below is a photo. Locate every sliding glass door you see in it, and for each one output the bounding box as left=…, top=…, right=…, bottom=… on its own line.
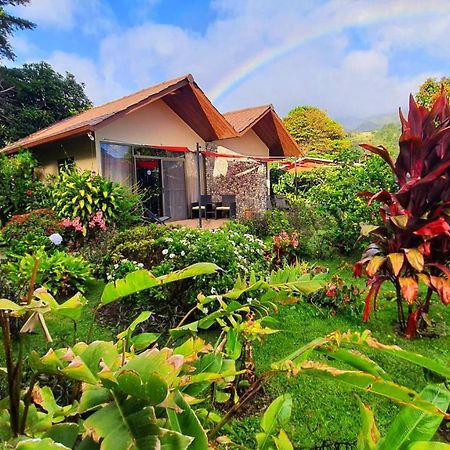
left=162, top=159, right=187, bottom=220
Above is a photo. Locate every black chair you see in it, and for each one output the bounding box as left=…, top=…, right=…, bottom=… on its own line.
left=214, top=195, right=236, bottom=219
left=142, top=207, right=171, bottom=225
left=191, top=195, right=214, bottom=218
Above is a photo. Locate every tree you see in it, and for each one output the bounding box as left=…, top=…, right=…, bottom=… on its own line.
left=0, top=0, right=35, bottom=61
left=415, top=77, right=450, bottom=109
left=283, top=106, right=351, bottom=156
left=0, top=62, right=92, bottom=146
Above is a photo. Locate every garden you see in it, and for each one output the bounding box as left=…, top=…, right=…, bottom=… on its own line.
left=0, top=93, right=449, bottom=450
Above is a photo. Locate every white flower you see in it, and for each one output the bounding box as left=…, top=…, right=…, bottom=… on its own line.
left=114, top=263, right=119, bottom=269
left=162, top=249, right=169, bottom=255
left=107, top=274, right=113, bottom=280
left=169, top=253, right=175, bottom=259
left=203, top=307, right=209, bottom=314
left=210, top=287, right=217, bottom=294
left=180, top=251, right=185, bottom=256
left=247, top=298, right=254, bottom=304
left=137, top=263, right=144, bottom=268
left=49, top=233, right=63, bottom=246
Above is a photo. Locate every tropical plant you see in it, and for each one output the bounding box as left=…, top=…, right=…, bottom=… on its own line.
left=256, top=394, right=293, bottom=450
left=354, top=91, right=450, bottom=338
left=6, top=249, right=93, bottom=298
left=0, top=150, right=51, bottom=225
left=53, top=167, right=143, bottom=236
left=416, top=76, right=450, bottom=109
left=357, top=385, right=450, bottom=450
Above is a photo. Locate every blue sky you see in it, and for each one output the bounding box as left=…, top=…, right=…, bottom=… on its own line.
left=8, top=0, right=450, bottom=128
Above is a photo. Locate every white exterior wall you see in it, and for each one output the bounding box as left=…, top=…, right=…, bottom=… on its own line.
left=95, top=99, right=206, bottom=207
left=213, top=128, right=269, bottom=157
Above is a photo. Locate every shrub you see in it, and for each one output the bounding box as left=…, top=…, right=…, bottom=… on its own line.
left=101, top=223, right=268, bottom=330
left=6, top=248, right=92, bottom=298
left=52, top=167, right=143, bottom=236
left=305, top=274, right=364, bottom=318
left=0, top=150, right=51, bottom=225
left=0, top=209, right=63, bottom=255
left=273, top=148, right=396, bottom=253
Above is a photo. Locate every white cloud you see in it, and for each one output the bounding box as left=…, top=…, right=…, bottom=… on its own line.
left=15, top=0, right=79, bottom=29
left=13, top=0, right=450, bottom=126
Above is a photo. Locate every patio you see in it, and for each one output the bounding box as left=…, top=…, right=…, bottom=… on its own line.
left=168, top=218, right=229, bottom=229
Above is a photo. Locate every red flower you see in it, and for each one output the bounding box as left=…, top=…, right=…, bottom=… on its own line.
left=25, top=189, right=33, bottom=196
left=325, top=284, right=337, bottom=298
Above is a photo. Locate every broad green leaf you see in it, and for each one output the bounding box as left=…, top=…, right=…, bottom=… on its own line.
left=167, top=391, right=208, bottom=450
left=300, top=362, right=449, bottom=418
left=117, top=311, right=153, bottom=339
left=0, top=299, right=21, bottom=310
left=159, top=428, right=193, bottom=450
left=117, top=371, right=168, bottom=405
left=225, top=328, right=242, bottom=360
left=319, top=348, right=391, bottom=380
left=378, top=384, right=450, bottom=450
left=408, top=443, right=450, bottom=449
left=257, top=394, right=292, bottom=450
left=357, top=399, right=380, bottom=450
left=360, top=224, right=382, bottom=237
left=79, top=385, right=111, bottom=413
left=83, top=397, right=161, bottom=450
left=158, top=263, right=220, bottom=284
left=43, top=423, right=80, bottom=448
left=132, top=333, right=161, bottom=351
left=16, top=438, right=71, bottom=449
left=101, top=270, right=159, bottom=305
left=273, top=429, right=294, bottom=450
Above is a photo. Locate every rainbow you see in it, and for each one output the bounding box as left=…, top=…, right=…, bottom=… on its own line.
left=209, top=2, right=450, bottom=106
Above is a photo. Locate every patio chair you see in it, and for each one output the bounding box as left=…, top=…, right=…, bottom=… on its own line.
left=214, top=194, right=236, bottom=219
left=142, top=207, right=171, bottom=225
left=191, top=195, right=214, bottom=218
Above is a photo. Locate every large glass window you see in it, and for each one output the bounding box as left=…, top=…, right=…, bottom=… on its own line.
left=100, top=143, right=132, bottom=185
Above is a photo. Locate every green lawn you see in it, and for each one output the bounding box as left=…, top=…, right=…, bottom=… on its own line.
left=225, top=257, right=450, bottom=448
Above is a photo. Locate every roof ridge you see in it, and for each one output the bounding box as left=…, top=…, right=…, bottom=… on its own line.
left=223, top=104, right=272, bottom=115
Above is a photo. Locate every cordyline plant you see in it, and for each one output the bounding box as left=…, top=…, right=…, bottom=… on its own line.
left=354, top=90, right=450, bottom=338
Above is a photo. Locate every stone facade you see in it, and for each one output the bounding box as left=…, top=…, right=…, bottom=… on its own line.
left=204, top=152, right=269, bottom=219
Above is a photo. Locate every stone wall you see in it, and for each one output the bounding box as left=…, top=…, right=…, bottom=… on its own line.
left=205, top=153, right=268, bottom=219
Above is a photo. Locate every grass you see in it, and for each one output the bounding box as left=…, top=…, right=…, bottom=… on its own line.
left=225, top=257, right=450, bottom=448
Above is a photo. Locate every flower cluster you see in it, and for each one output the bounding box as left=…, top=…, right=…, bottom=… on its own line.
left=105, top=258, right=144, bottom=281
left=61, top=216, right=83, bottom=233
left=272, top=230, right=300, bottom=267
left=89, top=210, right=107, bottom=231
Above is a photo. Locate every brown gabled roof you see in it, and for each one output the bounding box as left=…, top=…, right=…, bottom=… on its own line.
left=1, top=74, right=237, bottom=154
left=223, top=105, right=272, bottom=134
left=223, top=105, right=303, bottom=157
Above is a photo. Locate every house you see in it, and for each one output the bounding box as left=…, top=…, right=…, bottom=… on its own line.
left=1, top=74, right=302, bottom=220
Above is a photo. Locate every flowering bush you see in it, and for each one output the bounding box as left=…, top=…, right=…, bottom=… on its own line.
left=0, top=209, right=63, bottom=255
left=101, top=222, right=268, bottom=330
left=272, top=230, right=300, bottom=267
left=305, top=274, right=364, bottom=318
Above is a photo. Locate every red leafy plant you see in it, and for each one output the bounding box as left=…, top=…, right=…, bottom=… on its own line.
left=354, top=91, right=450, bottom=338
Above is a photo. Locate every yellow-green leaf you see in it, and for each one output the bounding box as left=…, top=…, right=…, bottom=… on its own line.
left=387, top=253, right=404, bottom=276
left=366, top=256, right=386, bottom=277
left=405, top=248, right=424, bottom=272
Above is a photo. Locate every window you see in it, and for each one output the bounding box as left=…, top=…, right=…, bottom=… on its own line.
left=100, top=143, right=132, bottom=185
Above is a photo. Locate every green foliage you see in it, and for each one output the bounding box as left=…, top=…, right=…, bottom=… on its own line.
left=306, top=274, right=364, bottom=318
left=53, top=167, right=143, bottom=235
left=0, top=209, right=62, bottom=255
left=273, top=149, right=396, bottom=254
left=102, top=222, right=268, bottom=330
left=283, top=105, right=351, bottom=156
left=0, top=150, right=51, bottom=225
left=256, top=394, right=293, bottom=450
left=6, top=249, right=93, bottom=298
left=415, top=76, right=450, bottom=109
left=0, top=62, right=91, bottom=146
left=0, top=1, right=35, bottom=61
